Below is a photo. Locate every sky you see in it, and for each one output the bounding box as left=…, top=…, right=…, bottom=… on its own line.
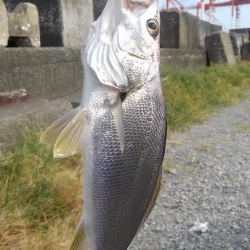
left=159, top=0, right=250, bottom=30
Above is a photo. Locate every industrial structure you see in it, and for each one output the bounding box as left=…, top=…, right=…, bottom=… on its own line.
left=165, top=0, right=250, bottom=29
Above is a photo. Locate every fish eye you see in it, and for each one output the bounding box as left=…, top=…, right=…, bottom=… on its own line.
left=146, top=19, right=159, bottom=37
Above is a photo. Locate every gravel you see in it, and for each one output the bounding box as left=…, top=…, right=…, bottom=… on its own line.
left=129, top=93, right=250, bottom=250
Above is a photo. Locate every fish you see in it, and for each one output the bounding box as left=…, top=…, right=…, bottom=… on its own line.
left=40, top=0, right=167, bottom=249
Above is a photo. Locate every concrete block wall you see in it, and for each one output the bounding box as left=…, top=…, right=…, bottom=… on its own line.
left=199, top=20, right=222, bottom=48
left=4, top=0, right=93, bottom=48
left=8, top=3, right=40, bottom=47
left=1, top=0, right=40, bottom=47
left=179, top=12, right=200, bottom=49
left=0, top=48, right=83, bottom=100
left=160, top=11, right=221, bottom=49
left=60, top=0, right=93, bottom=48
left=0, top=0, right=8, bottom=47
left=161, top=48, right=207, bottom=70
left=93, top=0, right=107, bottom=20
left=5, top=0, right=63, bottom=46
left=0, top=47, right=206, bottom=103
left=230, top=29, right=250, bottom=61
left=160, top=11, right=179, bottom=49
left=205, top=31, right=236, bottom=64
left=242, top=43, right=250, bottom=60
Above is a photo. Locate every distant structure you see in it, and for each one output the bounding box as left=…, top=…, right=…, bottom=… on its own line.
left=165, top=0, right=250, bottom=29
left=4, top=0, right=93, bottom=48
left=230, top=28, right=250, bottom=60
left=230, top=28, right=250, bottom=43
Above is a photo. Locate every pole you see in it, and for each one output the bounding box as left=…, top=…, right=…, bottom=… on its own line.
left=209, top=0, right=213, bottom=23
left=201, top=0, right=205, bottom=20
left=166, top=0, right=170, bottom=11
left=231, top=0, right=235, bottom=29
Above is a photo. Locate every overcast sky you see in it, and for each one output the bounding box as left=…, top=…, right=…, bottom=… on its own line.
left=159, top=0, right=250, bottom=30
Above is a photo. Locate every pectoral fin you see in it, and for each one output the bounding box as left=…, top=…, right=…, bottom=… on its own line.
left=53, top=109, right=87, bottom=158
left=70, top=219, right=90, bottom=250
left=39, top=106, right=82, bottom=146
left=111, top=94, right=124, bottom=153
left=39, top=106, right=87, bottom=158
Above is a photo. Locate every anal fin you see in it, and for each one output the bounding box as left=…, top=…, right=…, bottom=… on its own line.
left=138, top=167, right=162, bottom=233
left=70, top=219, right=90, bottom=250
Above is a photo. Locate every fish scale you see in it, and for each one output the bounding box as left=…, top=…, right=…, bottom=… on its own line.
left=83, top=78, right=166, bottom=250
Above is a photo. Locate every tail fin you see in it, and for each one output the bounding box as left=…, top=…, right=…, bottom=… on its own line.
left=70, top=219, right=90, bottom=250
left=39, top=106, right=88, bottom=158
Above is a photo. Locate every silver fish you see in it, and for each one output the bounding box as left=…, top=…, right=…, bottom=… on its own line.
left=40, top=0, right=166, bottom=249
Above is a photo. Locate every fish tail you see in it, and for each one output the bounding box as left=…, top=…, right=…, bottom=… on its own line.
left=39, top=105, right=88, bottom=158
left=70, top=218, right=90, bottom=250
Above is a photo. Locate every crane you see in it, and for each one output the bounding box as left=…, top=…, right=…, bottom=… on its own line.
left=165, top=0, right=223, bottom=27
left=165, top=0, right=250, bottom=29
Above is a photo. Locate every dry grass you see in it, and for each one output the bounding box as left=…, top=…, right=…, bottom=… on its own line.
left=0, top=130, right=82, bottom=249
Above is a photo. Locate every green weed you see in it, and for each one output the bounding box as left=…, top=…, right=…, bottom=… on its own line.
left=161, top=62, right=250, bottom=130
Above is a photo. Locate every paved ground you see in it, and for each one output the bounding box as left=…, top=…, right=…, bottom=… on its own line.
left=130, top=93, right=250, bottom=250
left=0, top=99, right=72, bottom=152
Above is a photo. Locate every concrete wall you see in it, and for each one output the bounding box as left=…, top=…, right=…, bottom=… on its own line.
left=230, top=29, right=250, bottom=61
left=60, top=0, right=93, bottom=48
left=4, top=0, right=93, bottom=48
left=92, top=0, right=107, bottom=20
left=205, top=31, right=236, bottom=64
left=242, top=43, right=250, bottom=60
left=160, top=11, right=179, bottom=48
left=230, top=28, right=250, bottom=43
left=0, top=0, right=8, bottom=47
left=0, top=48, right=83, bottom=100
left=160, top=11, right=221, bottom=49
left=5, top=0, right=63, bottom=46
left=161, top=48, right=207, bottom=70
left=199, top=20, right=222, bottom=48
left=1, top=1, right=40, bottom=47
left=179, top=12, right=200, bottom=49
left=0, top=48, right=205, bottom=105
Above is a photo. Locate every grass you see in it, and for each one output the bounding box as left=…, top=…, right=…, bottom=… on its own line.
left=1, top=62, right=250, bottom=249
left=0, top=130, right=82, bottom=249
left=162, top=62, right=250, bottom=130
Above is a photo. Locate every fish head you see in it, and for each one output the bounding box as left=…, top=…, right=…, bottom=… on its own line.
left=85, top=0, right=160, bottom=92
left=116, top=0, right=160, bottom=88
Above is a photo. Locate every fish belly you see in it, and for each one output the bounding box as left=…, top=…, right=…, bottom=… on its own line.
left=83, top=79, right=166, bottom=250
